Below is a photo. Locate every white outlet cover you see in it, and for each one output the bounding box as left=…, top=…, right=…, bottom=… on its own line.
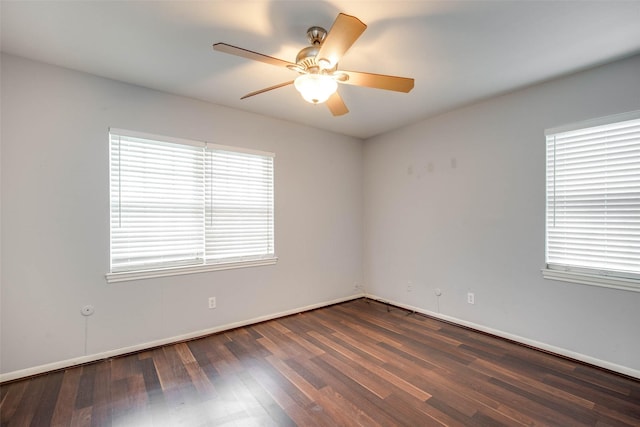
left=81, top=305, right=95, bottom=316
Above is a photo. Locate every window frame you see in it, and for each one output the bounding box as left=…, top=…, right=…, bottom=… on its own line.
left=106, top=128, right=276, bottom=283
left=542, top=110, right=640, bottom=293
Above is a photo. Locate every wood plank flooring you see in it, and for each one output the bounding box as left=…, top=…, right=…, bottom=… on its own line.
left=2, top=298, right=639, bottom=426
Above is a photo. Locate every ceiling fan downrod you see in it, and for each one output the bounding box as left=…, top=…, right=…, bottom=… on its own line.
left=294, top=26, right=330, bottom=71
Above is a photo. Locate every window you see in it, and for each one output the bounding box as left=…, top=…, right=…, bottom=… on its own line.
left=107, top=129, right=275, bottom=283
left=543, top=111, right=640, bottom=292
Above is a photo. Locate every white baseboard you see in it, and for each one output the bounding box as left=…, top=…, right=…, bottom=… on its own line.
left=365, top=294, right=640, bottom=380
left=0, top=293, right=364, bottom=383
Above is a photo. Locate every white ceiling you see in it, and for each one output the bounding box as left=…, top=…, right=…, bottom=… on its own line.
left=2, top=1, right=640, bottom=139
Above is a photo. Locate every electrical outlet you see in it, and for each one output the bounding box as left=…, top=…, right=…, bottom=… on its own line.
left=467, top=292, right=475, bottom=305
left=208, top=297, right=216, bottom=309
left=407, top=281, right=413, bottom=292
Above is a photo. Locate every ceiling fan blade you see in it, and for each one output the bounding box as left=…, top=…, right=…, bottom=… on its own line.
left=213, top=43, right=296, bottom=68
left=316, top=13, right=367, bottom=68
left=326, top=91, right=349, bottom=116
left=240, top=81, right=294, bottom=100
left=340, top=70, right=414, bottom=93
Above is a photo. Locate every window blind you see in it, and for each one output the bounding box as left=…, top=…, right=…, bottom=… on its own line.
left=205, top=149, right=274, bottom=262
left=545, top=113, right=640, bottom=280
left=110, top=133, right=205, bottom=272
left=109, top=129, right=275, bottom=275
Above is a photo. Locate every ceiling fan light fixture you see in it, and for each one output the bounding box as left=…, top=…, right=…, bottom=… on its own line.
left=294, top=74, right=338, bottom=104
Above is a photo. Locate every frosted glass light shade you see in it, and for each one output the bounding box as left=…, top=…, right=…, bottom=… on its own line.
left=294, top=74, right=338, bottom=104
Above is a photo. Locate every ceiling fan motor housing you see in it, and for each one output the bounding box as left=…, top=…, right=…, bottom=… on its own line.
left=296, top=45, right=320, bottom=70
left=295, top=26, right=330, bottom=72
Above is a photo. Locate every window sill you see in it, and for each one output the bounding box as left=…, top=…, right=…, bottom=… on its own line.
left=106, top=257, right=278, bottom=284
left=541, top=268, right=640, bottom=293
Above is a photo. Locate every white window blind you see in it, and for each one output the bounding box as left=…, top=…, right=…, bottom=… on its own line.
left=545, top=112, right=640, bottom=284
left=109, top=129, right=275, bottom=277
left=206, top=148, right=274, bottom=262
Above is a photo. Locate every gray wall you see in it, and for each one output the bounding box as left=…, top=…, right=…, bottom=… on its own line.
left=2, top=52, right=640, bottom=379
left=363, top=54, right=640, bottom=375
left=0, top=54, right=363, bottom=376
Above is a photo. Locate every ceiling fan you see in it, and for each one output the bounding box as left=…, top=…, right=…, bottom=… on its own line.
left=213, top=13, right=414, bottom=116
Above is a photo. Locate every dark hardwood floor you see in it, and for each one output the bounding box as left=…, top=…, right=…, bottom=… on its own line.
left=2, top=298, right=639, bottom=426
